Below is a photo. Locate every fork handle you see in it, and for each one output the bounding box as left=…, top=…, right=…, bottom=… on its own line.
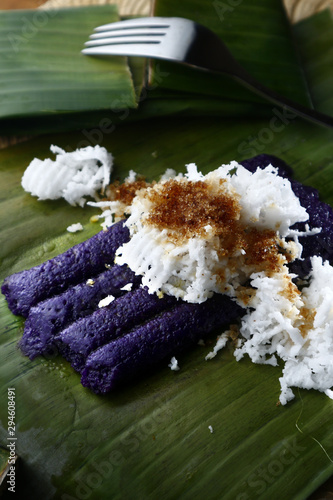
left=231, top=68, right=333, bottom=129
left=192, top=23, right=333, bottom=130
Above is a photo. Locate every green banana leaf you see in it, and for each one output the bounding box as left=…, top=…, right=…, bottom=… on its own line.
left=0, top=446, right=11, bottom=489
left=1, top=119, right=333, bottom=500
left=0, top=2, right=333, bottom=500
left=0, top=5, right=137, bottom=133
left=293, top=10, right=333, bottom=114
left=0, top=0, right=328, bottom=135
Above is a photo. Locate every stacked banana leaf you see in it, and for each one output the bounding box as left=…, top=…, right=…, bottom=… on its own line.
left=0, top=0, right=333, bottom=498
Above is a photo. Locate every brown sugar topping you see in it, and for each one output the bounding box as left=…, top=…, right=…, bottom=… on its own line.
left=107, top=176, right=285, bottom=276
left=279, top=277, right=301, bottom=302
left=241, top=228, right=281, bottom=273
left=108, top=179, right=149, bottom=206
left=299, top=306, right=316, bottom=338
left=145, top=179, right=282, bottom=273
left=146, top=179, right=240, bottom=239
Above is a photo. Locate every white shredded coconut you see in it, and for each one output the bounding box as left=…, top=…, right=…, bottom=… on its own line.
left=125, top=169, right=138, bottom=183
left=278, top=256, right=333, bottom=403
left=208, top=425, right=214, bottom=433
left=205, top=332, right=229, bottom=360
left=160, top=168, right=177, bottom=180
left=205, top=256, right=333, bottom=404
left=213, top=162, right=308, bottom=237
left=115, top=163, right=309, bottom=304
left=98, top=295, right=115, bottom=308
left=21, top=145, right=113, bottom=207
left=87, top=200, right=117, bottom=230
left=67, top=223, right=83, bottom=233
left=168, top=357, right=180, bottom=371
left=120, top=283, right=133, bottom=291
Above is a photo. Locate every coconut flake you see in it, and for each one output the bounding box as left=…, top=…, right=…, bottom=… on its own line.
left=98, top=295, right=115, bottom=308
left=168, top=357, right=180, bottom=371
left=277, top=256, right=333, bottom=403
left=232, top=256, right=333, bottom=404
left=217, top=163, right=309, bottom=237
left=21, top=145, right=113, bottom=207
left=205, top=332, right=229, bottom=360
left=67, top=223, right=83, bottom=233
left=120, top=283, right=133, bottom=291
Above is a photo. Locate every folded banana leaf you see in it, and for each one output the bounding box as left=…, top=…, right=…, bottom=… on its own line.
left=0, top=0, right=327, bottom=135
left=0, top=2, right=333, bottom=500
left=0, top=5, right=138, bottom=134
left=293, top=9, right=333, bottom=113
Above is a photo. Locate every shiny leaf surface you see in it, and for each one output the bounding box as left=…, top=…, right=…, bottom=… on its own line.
left=0, top=6, right=137, bottom=130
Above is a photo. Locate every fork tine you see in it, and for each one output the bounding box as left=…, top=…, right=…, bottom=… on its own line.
left=84, top=17, right=170, bottom=51
left=89, top=28, right=167, bottom=40
left=81, top=44, right=164, bottom=57
left=93, top=17, right=171, bottom=33
left=82, top=17, right=191, bottom=60
left=84, top=36, right=162, bottom=48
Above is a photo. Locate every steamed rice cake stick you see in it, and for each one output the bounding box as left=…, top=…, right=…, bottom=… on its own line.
left=56, top=287, right=178, bottom=373
left=81, top=294, right=243, bottom=394
left=20, top=264, right=140, bottom=360
left=240, top=154, right=293, bottom=178
left=288, top=179, right=333, bottom=277
left=1, top=220, right=129, bottom=317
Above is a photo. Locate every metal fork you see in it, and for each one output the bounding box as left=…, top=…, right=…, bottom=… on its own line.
left=82, top=17, right=333, bottom=129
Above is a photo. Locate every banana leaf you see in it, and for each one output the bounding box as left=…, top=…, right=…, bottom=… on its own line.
left=0, top=447, right=11, bottom=487
left=1, top=116, right=333, bottom=500
left=1, top=3, right=333, bottom=500
left=0, top=5, right=137, bottom=134
left=293, top=9, right=333, bottom=113
left=0, top=0, right=326, bottom=136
